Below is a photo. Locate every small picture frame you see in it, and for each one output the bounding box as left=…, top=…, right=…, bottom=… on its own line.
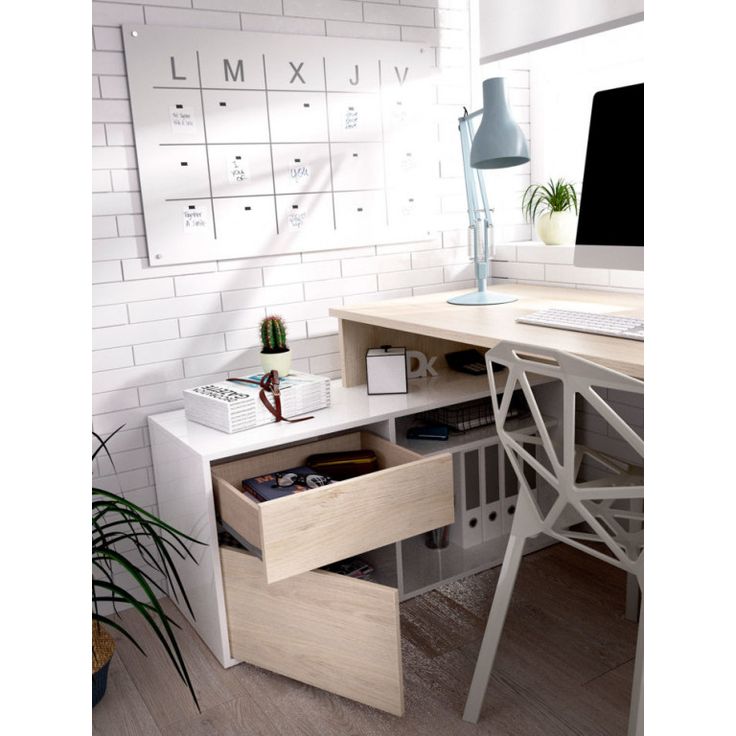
left=365, top=346, right=408, bottom=395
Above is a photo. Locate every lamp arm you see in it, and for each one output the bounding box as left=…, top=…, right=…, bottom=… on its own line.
left=446, top=82, right=523, bottom=306
left=458, top=113, right=494, bottom=263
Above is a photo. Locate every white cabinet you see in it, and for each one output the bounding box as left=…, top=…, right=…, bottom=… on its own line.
left=149, top=371, right=557, bottom=716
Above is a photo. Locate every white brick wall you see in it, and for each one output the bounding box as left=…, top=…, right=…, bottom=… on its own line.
left=91, top=1, right=638, bottom=605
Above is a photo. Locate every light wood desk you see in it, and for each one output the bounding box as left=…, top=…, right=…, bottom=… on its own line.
left=148, top=282, right=643, bottom=719
left=330, top=283, right=644, bottom=382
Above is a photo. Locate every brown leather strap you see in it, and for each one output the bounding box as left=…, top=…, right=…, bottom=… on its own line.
left=227, top=371, right=313, bottom=423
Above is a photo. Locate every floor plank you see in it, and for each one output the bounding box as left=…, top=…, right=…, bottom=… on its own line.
left=93, top=543, right=638, bottom=736
left=107, top=598, right=247, bottom=730
left=92, top=655, right=162, bottom=736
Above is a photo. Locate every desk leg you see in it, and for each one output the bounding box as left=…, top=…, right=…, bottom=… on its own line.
left=338, top=319, right=372, bottom=387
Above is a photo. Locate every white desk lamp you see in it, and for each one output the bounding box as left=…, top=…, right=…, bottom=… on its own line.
left=448, top=77, right=530, bottom=306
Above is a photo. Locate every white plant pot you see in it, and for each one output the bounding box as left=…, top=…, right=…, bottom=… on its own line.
left=260, top=350, right=292, bottom=377
left=535, top=211, right=578, bottom=245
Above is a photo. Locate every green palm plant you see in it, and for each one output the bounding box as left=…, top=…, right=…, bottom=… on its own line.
left=93, top=425, right=206, bottom=708
left=521, top=178, right=579, bottom=223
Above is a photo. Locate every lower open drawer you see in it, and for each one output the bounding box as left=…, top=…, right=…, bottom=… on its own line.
left=220, top=545, right=404, bottom=716
left=212, top=431, right=453, bottom=583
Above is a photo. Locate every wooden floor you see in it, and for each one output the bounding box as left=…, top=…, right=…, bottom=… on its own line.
left=93, top=543, right=637, bottom=736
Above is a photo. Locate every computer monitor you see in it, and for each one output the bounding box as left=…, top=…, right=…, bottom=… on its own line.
left=574, top=83, right=643, bottom=271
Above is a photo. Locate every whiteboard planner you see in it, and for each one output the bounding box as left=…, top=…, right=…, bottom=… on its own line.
left=122, top=24, right=438, bottom=266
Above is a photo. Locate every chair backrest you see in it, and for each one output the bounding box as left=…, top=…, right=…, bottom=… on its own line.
left=486, top=342, right=644, bottom=580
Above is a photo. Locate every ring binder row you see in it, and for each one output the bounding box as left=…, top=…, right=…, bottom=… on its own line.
left=449, top=441, right=539, bottom=549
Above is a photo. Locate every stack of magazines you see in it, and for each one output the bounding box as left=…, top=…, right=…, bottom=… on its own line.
left=242, top=465, right=334, bottom=502
left=322, top=557, right=374, bottom=580
left=183, top=371, right=331, bottom=433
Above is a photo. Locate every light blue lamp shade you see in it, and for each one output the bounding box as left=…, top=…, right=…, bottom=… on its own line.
left=470, top=77, right=530, bottom=169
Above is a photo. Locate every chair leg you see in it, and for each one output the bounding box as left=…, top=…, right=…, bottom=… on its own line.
left=625, top=573, right=640, bottom=621
left=625, top=497, right=643, bottom=621
left=627, top=603, right=643, bottom=736
left=462, top=532, right=527, bottom=723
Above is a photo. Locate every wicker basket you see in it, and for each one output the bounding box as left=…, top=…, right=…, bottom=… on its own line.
left=92, top=621, right=115, bottom=707
left=419, top=394, right=528, bottom=432
left=419, top=397, right=495, bottom=431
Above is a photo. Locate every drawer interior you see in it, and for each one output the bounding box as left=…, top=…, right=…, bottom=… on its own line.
left=212, top=430, right=420, bottom=491
left=212, top=430, right=454, bottom=583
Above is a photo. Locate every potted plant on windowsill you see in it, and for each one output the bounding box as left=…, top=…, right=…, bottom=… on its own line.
left=93, top=426, right=205, bottom=709
left=259, top=314, right=291, bottom=376
left=522, top=177, right=579, bottom=245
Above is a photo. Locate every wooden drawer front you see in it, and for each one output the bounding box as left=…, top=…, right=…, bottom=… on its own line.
left=220, top=546, right=404, bottom=716
left=212, top=431, right=453, bottom=583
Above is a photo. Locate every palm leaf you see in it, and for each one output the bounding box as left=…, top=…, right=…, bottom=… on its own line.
left=92, top=428, right=205, bottom=711
left=93, top=613, right=146, bottom=656
left=94, top=552, right=198, bottom=707
left=521, top=178, right=579, bottom=222
left=93, top=490, right=205, bottom=545
left=92, top=425, right=124, bottom=463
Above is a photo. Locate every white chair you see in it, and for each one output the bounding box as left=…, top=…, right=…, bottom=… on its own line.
left=463, top=342, right=643, bottom=736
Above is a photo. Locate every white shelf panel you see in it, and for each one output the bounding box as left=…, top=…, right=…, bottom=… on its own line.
left=151, top=370, right=494, bottom=461
left=394, top=413, right=554, bottom=457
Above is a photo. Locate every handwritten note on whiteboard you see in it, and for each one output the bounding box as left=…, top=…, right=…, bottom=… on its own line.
left=183, top=205, right=208, bottom=231
left=228, top=156, right=249, bottom=183
left=169, top=106, right=196, bottom=132
left=344, top=107, right=358, bottom=129
left=287, top=209, right=307, bottom=231
left=289, top=163, right=311, bottom=185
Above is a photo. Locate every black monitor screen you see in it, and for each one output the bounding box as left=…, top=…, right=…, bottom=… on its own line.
left=575, top=83, right=643, bottom=248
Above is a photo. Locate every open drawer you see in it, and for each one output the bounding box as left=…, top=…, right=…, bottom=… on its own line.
left=220, top=545, right=404, bottom=715
left=212, top=431, right=453, bottom=583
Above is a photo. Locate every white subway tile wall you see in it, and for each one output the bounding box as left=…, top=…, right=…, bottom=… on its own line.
left=91, top=0, right=640, bottom=607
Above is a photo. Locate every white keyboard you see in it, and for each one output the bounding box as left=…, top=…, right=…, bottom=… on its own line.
left=517, top=308, right=644, bottom=341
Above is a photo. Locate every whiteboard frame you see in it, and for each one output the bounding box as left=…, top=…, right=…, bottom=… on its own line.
left=122, top=24, right=439, bottom=267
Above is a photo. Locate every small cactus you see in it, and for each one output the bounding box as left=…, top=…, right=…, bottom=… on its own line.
left=260, top=315, right=289, bottom=354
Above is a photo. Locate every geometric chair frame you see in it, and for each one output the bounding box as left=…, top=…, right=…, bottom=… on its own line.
left=462, top=342, right=643, bottom=736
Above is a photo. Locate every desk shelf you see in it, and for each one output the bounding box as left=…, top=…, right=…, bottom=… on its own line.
left=394, top=413, right=553, bottom=457
left=148, top=359, right=562, bottom=717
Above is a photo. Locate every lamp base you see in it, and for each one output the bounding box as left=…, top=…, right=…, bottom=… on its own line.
left=447, top=291, right=517, bottom=306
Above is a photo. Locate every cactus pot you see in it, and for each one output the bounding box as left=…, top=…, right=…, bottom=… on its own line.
left=535, top=211, right=578, bottom=245
left=260, top=349, right=292, bottom=377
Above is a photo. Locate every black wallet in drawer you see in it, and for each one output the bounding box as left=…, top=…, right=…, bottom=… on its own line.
left=305, top=450, right=379, bottom=481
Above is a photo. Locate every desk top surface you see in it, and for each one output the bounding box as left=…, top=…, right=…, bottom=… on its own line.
left=330, top=283, right=644, bottom=379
